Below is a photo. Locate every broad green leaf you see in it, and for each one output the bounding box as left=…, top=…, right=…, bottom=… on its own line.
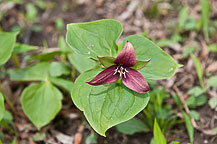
left=116, top=118, right=149, bottom=135
left=2, top=110, right=13, bottom=124
left=123, top=35, right=180, bottom=80
left=0, top=92, right=5, bottom=121
left=66, top=19, right=123, bottom=59
left=154, top=119, right=166, bottom=144
left=98, top=56, right=115, bottom=68
left=0, top=32, right=18, bottom=65
left=13, top=43, right=37, bottom=54
left=190, top=110, right=200, bottom=120
left=9, top=62, right=50, bottom=81
left=201, top=0, right=210, bottom=41
left=21, top=82, right=62, bottom=129
left=71, top=69, right=150, bottom=136
left=208, top=98, right=217, bottom=109
left=187, top=86, right=205, bottom=97
left=178, top=6, right=188, bottom=31
left=208, top=44, right=217, bottom=52
left=183, top=112, right=194, bottom=144
left=50, top=77, right=73, bottom=93
left=49, top=62, right=70, bottom=77
left=187, top=95, right=207, bottom=108
left=67, top=53, right=96, bottom=73
left=191, top=54, right=205, bottom=89
left=207, top=76, right=217, bottom=87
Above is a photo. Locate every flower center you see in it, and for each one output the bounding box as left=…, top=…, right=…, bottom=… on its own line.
left=113, top=65, right=128, bottom=79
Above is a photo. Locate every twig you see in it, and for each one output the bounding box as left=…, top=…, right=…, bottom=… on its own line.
left=173, top=85, right=217, bottom=136
left=74, top=125, right=85, bottom=144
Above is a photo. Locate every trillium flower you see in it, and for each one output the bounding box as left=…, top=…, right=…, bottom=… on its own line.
left=87, top=41, right=150, bottom=93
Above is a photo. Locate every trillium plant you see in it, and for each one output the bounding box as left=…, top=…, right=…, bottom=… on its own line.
left=66, top=19, right=181, bottom=136
left=88, top=41, right=150, bottom=93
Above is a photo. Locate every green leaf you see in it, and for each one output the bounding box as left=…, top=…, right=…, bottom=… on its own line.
left=171, top=141, right=180, bottom=144
left=56, top=18, right=64, bottom=32
left=154, top=119, right=167, bottom=144
left=50, top=77, right=73, bottom=93
left=207, top=76, right=217, bottom=87
left=98, top=56, right=115, bottom=68
left=0, top=32, right=18, bottom=65
left=71, top=69, right=150, bottom=136
left=13, top=43, right=37, bottom=54
left=25, top=3, right=38, bottom=22
left=190, top=110, right=200, bottom=120
left=49, top=62, right=70, bottom=77
left=67, top=53, right=96, bottom=73
left=58, top=35, right=72, bottom=53
left=21, top=82, right=62, bottom=129
left=182, top=46, right=197, bottom=58
left=66, top=19, right=123, bottom=59
left=123, top=35, right=180, bottom=80
left=10, top=138, right=16, bottom=144
left=191, top=54, right=205, bottom=89
left=201, top=0, right=210, bottom=41
left=187, top=95, right=207, bottom=108
left=33, top=133, right=46, bottom=141
left=184, top=18, right=199, bottom=31
left=131, top=59, right=151, bottom=70
left=0, top=92, right=5, bottom=121
left=208, top=44, right=217, bottom=52
left=183, top=112, right=194, bottom=144
left=2, top=110, right=13, bottom=124
left=213, top=127, right=217, bottom=134
left=156, top=39, right=177, bottom=47
left=116, top=118, right=149, bottom=135
left=27, top=51, right=61, bottom=61
left=178, top=6, right=188, bottom=31
left=187, top=86, right=205, bottom=97
left=208, top=98, right=217, bottom=109
left=86, top=132, right=97, bottom=144
left=9, top=62, right=50, bottom=81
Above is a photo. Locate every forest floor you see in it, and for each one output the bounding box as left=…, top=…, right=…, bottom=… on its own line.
left=0, top=0, right=217, bottom=144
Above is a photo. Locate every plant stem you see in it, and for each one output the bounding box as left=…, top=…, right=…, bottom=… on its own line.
left=0, top=80, right=17, bottom=113
left=12, top=54, right=20, bottom=68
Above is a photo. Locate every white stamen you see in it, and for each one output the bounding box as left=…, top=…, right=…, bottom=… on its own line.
left=113, top=65, right=128, bottom=79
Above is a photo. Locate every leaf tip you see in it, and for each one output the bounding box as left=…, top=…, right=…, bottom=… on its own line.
left=177, top=64, right=184, bottom=68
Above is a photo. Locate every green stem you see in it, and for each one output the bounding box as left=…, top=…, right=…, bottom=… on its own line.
left=12, top=54, right=20, bottom=68
left=0, top=80, right=17, bottom=114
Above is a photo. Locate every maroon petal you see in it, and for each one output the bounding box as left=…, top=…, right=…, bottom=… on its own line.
left=114, top=41, right=136, bottom=67
left=87, top=65, right=119, bottom=86
left=121, top=68, right=149, bottom=93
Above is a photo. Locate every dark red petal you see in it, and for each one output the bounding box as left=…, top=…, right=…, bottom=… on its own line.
left=87, top=65, right=119, bottom=86
left=114, top=41, right=136, bottom=67
left=121, top=68, right=149, bottom=93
